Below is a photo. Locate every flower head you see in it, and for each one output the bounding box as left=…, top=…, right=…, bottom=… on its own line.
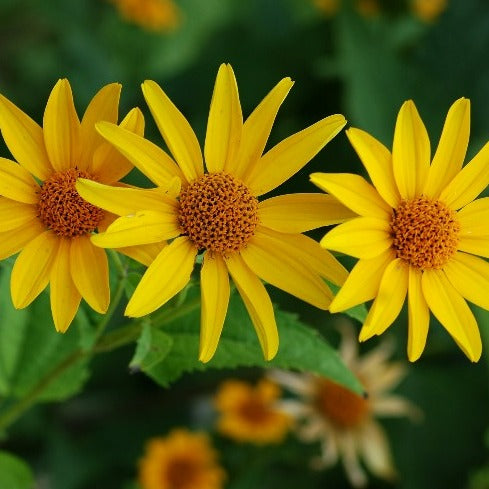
left=311, top=98, right=489, bottom=362
left=138, top=429, right=226, bottom=489
left=411, top=0, right=447, bottom=23
left=0, top=80, right=162, bottom=332
left=214, top=378, right=292, bottom=444
left=271, top=325, right=417, bottom=487
left=109, top=0, right=180, bottom=31
left=77, top=63, right=351, bottom=362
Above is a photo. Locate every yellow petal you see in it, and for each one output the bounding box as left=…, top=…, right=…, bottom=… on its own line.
left=231, top=77, right=294, bottom=179
left=50, top=238, right=82, bottom=333
left=359, top=258, right=408, bottom=341
left=70, top=235, right=110, bottom=314
left=125, top=237, right=197, bottom=317
left=457, top=197, right=489, bottom=237
left=11, top=231, right=59, bottom=308
left=310, top=172, right=391, bottom=218
left=79, top=83, right=121, bottom=170
left=142, top=80, right=203, bottom=182
left=458, top=236, right=489, bottom=258
left=0, top=198, right=38, bottom=231
left=96, top=121, right=184, bottom=186
left=240, top=227, right=334, bottom=309
left=0, top=157, right=40, bottom=204
left=439, top=141, right=489, bottom=210
left=258, top=193, right=355, bottom=233
left=205, top=64, right=242, bottom=174
left=199, top=253, right=230, bottom=362
left=407, top=267, right=429, bottom=362
left=329, top=249, right=396, bottom=313
left=424, top=98, right=470, bottom=198
left=116, top=241, right=167, bottom=267
left=320, top=216, right=392, bottom=259
left=92, top=107, right=145, bottom=183
left=246, top=114, right=346, bottom=196
left=392, top=100, right=430, bottom=200
left=43, top=79, right=81, bottom=172
left=76, top=179, right=177, bottom=216
left=0, top=93, right=51, bottom=180
left=91, top=210, right=180, bottom=248
left=346, top=127, right=400, bottom=208
left=225, top=253, right=278, bottom=360
left=0, top=217, right=44, bottom=260
left=421, top=269, right=481, bottom=361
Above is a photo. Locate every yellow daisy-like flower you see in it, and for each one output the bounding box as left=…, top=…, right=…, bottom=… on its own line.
left=0, top=80, right=161, bottom=332
left=138, top=429, right=226, bottom=489
left=77, top=63, right=352, bottom=362
left=109, top=0, right=180, bottom=32
left=411, top=0, right=448, bottom=23
left=271, top=325, right=418, bottom=487
left=214, top=378, right=292, bottom=445
left=311, top=98, right=489, bottom=362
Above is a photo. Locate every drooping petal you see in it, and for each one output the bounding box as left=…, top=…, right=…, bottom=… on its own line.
left=79, top=83, right=121, bottom=170
left=439, top=141, right=489, bottom=210
left=116, top=241, right=166, bottom=267
left=96, top=121, right=184, bottom=186
left=11, top=231, right=59, bottom=308
left=141, top=80, right=203, bottom=182
left=0, top=198, right=38, bottom=231
left=258, top=193, right=355, bottom=233
left=0, top=93, right=51, bottom=180
left=407, top=267, right=430, bottom=362
left=392, top=100, right=430, bottom=199
left=125, top=237, right=197, bottom=317
left=205, top=64, right=242, bottom=174
left=310, top=172, right=391, bottom=218
left=70, top=235, right=110, bottom=314
left=43, top=79, right=81, bottom=172
left=421, top=269, right=481, bottom=361
left=457, top=197, right=489, bottom=237
left=92, top=107, right=145, bottom=183
left=91, top=210, right=180, bottom=248
left=0, top=217, right=44, bottom=260
left=320, top=217, right=393, bottom=259
left=246, top=114, right=346, bottom=196
left=359, top=258, right=408, bottom=341
left=225, top=253, right=278, bottom=360
left=346, top=128, right=400, bottom=208
left=50, top=238, right=82, bottom=332
left=230, top=77, right=294, bottom=179
left=329, top=249, right=396, bottom=313
left=240, top=227, right=334, bottom=309
left=199, top=253, right=230, bottom=363
left=0, top=157, right=40, bottom=203
left=424, top=98, right=470, bottom=198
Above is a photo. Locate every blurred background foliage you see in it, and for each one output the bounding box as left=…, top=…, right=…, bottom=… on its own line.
left=1, top=0, right=489, bottom=488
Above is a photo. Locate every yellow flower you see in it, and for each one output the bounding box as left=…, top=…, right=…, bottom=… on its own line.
left=138, top=429, right=226, bottom=489
left=109, top=0, right=180, bottom=32
left=311, top=98, right=489, bottom=362
left=271, top=324, right=418, bottom=487
left=314, top=0, right=340, bottom=17
left=214, top=378, right=292, bottom=444
left=355, top=0, right=380, bottom=17
left=411, top=0, right=447, bottom=22
left=0, top=80, right=162, bottom=332
left=77, top=63, right=352, bottom=362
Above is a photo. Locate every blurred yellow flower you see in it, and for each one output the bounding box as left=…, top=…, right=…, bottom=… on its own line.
left=139, top=429, right=225, bottom=489
left=271, top=325, right=418, bottom=487
left=77, top=63, right=352, bottom=362
left=314, top=0, right=340, bottom=16
left=312, top=98, right=489, bottom=362
left=355, top=0, right=380, bottom=17
left=0, top=80, right=162, bottom=332
left=214, top=379, right=292, bottom=444
left=411, top=0, right=448, bottom=22
left=109, top=0, right=180, bottom=32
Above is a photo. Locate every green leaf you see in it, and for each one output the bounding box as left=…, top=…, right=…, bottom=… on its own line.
left=145, top=289, right=362, bottom=394
left=0, top=451, right=34, bottom=489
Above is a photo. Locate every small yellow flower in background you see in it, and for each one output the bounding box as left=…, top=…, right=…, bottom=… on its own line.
left=109, top=0, right=180, bottom=32
left=312, top=98, right=489, bottom=362
left=314, top=0, right=340, bottom=17
left=0, top=80, right=163, bottom=332
left=77, top=63, right=353, bottom=362
left=214, top=378, right=292, bottom=445
left=138, top=429, right=226, bottom=489
left=355, top=0, right=380, bottom=17
left=411, top=0, right=448, bottom=22
left=271, top=325, right=418, bottom=487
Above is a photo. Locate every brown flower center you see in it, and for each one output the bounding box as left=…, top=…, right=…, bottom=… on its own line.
left=237, top=397, right=273, bottom=425
left=37, top=168, right=105, bottom=238
left=314, top=378, right=369, bottom=429
left=165, top=457, right=199, bottom=489
left=390, top=196, right=460, bottom=270
left=178, top=172, right=259, bottom=253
